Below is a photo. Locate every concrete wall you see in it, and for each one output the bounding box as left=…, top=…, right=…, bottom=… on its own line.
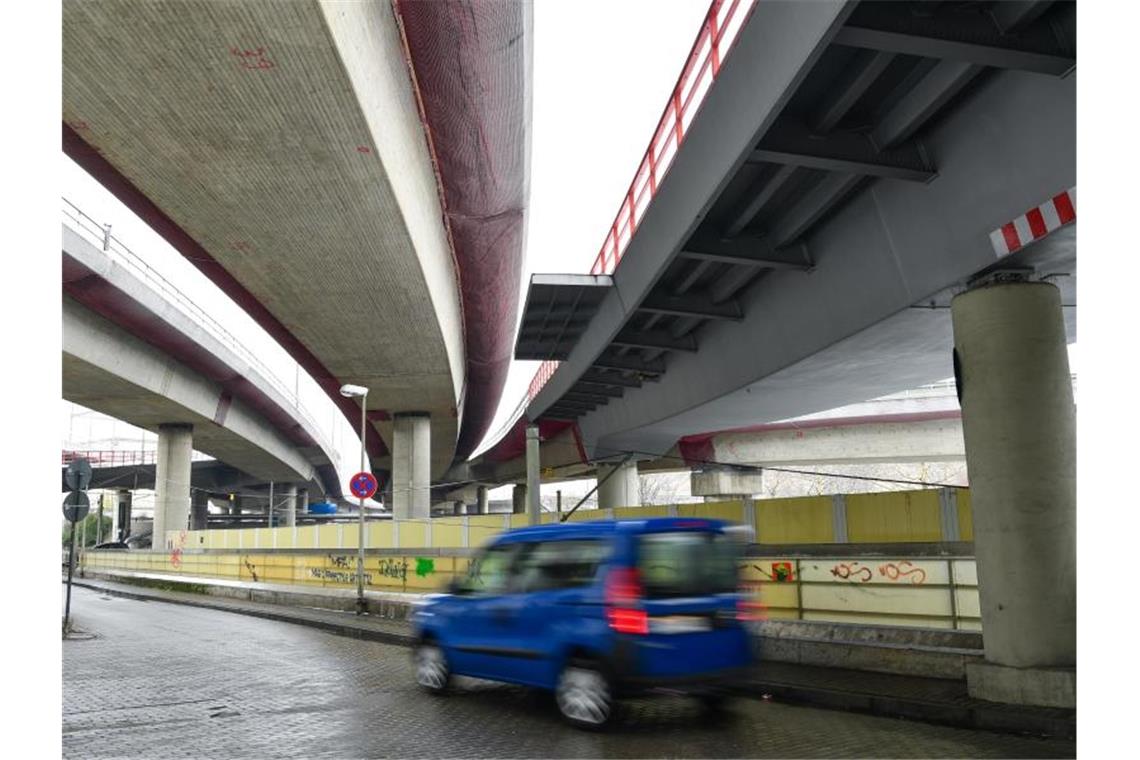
left=83, top=540, right=980, bottom=630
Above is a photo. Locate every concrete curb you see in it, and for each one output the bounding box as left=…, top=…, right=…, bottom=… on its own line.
left=749, top=679, right=1075, bottom=739
left=69, top=576, right=1074, bottom=739
left=69, top=578, right=415, bottom=648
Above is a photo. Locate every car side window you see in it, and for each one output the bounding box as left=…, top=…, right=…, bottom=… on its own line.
left=457, top=543, right=518, bottom=595
left=512, top=539, right=610, bottom=593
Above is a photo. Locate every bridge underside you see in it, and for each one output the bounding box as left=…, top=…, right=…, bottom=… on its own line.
left=64, top=298, right=319, bottom=489
left=527, top=0, right=1076, bottom=461
left=62, top=0, right=466, bottom=478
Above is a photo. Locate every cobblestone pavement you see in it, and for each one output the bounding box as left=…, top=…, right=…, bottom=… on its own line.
left=63, top=588, right=1074, bottom=759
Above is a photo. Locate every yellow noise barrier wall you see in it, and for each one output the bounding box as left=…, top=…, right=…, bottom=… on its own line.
left=83, top=549, right=980, bottom=630
left=163, top=489, right=971, bottom=554
left=87, top=489, right=976, bottom=630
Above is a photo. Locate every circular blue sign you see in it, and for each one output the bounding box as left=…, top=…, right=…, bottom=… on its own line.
left=349, top=471, right=378, bottom=500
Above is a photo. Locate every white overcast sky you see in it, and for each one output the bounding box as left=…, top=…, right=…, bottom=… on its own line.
left=61, top=0, right=714, bottom=479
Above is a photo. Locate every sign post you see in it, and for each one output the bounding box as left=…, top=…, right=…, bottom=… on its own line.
left=349, top=470, right=379, bottom=614
left=62, top=485, right=91, bottom=634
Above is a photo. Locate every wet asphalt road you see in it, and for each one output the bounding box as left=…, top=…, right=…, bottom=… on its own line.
left=63, top=587, right=1074, bottom=758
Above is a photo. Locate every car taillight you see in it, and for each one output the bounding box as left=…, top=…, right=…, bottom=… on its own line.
left=605, top=567, right=648, bottom=634
left=737, top=596, right=767, bottom=622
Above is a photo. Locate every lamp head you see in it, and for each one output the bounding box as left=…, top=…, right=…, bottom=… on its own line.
left=339, top=383, right=369, bottom=398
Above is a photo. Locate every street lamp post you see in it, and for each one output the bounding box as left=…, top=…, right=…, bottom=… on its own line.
left=340, top=383, right=370, bottom=615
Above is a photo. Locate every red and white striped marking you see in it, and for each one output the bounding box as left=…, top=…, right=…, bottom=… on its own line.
left=990, top=187, right=1076, bottom=257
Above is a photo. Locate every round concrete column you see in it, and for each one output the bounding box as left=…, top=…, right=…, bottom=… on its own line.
left=298, top=488, right=309, bottom=518
left=153, top=423, right=193, bottom=549
left=526, top=425, right=541, bottom=524
left=476, top=485, right=489, bottom=515
left=952, top=281, right=1075, bottom=669
left=511, top=484, right=527, bottom=514
left=392, top=412, right=431, bottom=520
left=597, top=461, right=640, bottom=510
left=282, top=484, right=298, bottom=527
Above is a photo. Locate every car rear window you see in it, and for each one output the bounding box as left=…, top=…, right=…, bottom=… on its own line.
left=636, top=531, right=739, bottom=598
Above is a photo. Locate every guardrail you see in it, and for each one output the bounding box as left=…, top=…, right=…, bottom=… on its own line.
left=526, top=0, right=758, bottom=403
left=61, top=449, right=212, bottom=468
left=63, top=198, right=338, bottom=463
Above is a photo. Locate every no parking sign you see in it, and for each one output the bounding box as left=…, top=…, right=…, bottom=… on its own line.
left=349, top=471, right=378, bottom=500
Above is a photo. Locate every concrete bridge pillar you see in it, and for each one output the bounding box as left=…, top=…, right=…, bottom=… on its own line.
left=476, top=485, right=489, bottom=515
left=392, top=412, right=431, bottom=520
left=153, top=423, right=192, bottom=549
left=526, top=425, right=541, bottom=524
left=230, top=494, right=242, bottom=516
left=114, top=489, right=132, bottom=542
left=190, top=489, right=209, bottom=531
left=597, top=461, right=640, bottom=510
left=952, top=280, right=1075, bottom=708
left=282, top=484, right=298, bottom=527
left=512, top=484, right=527, bottom=514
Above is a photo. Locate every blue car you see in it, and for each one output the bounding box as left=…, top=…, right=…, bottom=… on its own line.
left=410, top=517, right=755, bottom=728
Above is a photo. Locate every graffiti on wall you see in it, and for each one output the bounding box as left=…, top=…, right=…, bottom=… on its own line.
left=878, top=560, right=927, bottom=584
left=243, top=556, right=259, bottom=583
left=169, top=530, right=188, bottom=569
left=377, top=558, right=409, bottom=583
left=830, top=561, right=873, bottom=583
left=414, top=558, right=435, bottom=578
left=309, top=567, right=372, bottom=585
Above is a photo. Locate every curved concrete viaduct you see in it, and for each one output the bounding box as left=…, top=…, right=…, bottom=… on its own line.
left=63, top=219, right=344, bottom=538
left=62, top=1, right=531, bottom=517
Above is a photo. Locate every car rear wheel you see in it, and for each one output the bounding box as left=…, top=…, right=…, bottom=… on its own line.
left=413, top=641, right=450, bottom=694
left=555, top=660, right=614, bottom=729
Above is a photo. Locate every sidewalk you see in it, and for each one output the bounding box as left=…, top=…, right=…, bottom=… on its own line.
left=69, top=575, right=1074, bottom=740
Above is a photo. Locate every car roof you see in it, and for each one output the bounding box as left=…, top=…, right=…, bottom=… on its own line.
left=491, top=516, right=729, bottom=544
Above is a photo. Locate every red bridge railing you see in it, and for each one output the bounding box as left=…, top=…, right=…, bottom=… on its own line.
left=527, top=0, right=757, bottom=402
left=61, top=450, right=212, bottom=468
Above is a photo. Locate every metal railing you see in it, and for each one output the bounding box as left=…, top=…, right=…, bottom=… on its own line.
left=61, top=449, right=212, bottom=468
left=527, top=0, right=758, bottom=402
left=62, top=198, right=337, bottom=461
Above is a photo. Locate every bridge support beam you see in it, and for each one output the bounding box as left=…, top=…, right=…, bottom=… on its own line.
left=298, top=488, right=308, bottom=518
left=952, top=281, right=1075, bottom=708
left=597, top=461, right=640, bottom=510
left=114, top=489, right=132, bottom=542
left=691, top=467, right=764, bottom=501
left=526, top=425, right=541, bottom=524
left=190, top=489, right=209, bottom=531
left=512, top=484, right=527, bottom=514
left=392, top=413, right=431, bottom=520
left=153, top=423, right=193, bottom=549
left=476, top=485, right=489, bottom=515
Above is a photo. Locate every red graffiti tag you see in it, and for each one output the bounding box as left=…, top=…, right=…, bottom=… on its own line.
left=169, top=529, right=188, bottom=569
left=356, top=146, right=372, bottom=154
left=830, top=562, right=872, bottom=583
left=879, top=561, right=927, bottom=585
left=231, top=46, right=274, bottom=70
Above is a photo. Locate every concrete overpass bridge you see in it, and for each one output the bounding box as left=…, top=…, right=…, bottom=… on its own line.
left=63, top=203, right=343, bottom=540
left=62, top=0, right=531, bottom=519
left=494, top=0, right=1076, bottom=706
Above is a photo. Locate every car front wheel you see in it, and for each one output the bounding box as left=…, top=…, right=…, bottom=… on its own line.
left=413, top=640, right=450, bottom=694
left=555, top=660, right=614, bottom=729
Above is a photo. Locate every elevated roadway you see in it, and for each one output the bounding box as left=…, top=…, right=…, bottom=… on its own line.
left=520, top=0, right=1075, bottom=462
left=62, top=0, right=531, bottom=513
left=63, top=208, right=342, bottom=517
